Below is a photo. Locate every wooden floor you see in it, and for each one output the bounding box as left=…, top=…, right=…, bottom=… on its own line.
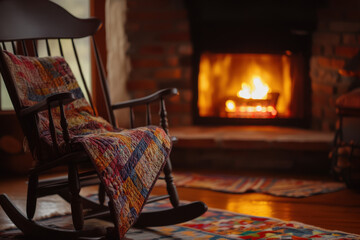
left=1, top=171, right=360, bottom=235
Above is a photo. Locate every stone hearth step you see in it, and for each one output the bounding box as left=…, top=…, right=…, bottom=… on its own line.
left=169, top=126, right=334, bottom=173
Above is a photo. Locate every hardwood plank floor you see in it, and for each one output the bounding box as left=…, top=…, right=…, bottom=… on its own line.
left=1, top=171, right=359, bottom=235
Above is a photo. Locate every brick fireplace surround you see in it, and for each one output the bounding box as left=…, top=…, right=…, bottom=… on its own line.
left=126, top=0, right=360, bottom=132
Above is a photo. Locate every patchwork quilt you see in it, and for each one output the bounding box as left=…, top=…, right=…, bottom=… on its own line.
left=3, top=51, right=172, bottom=239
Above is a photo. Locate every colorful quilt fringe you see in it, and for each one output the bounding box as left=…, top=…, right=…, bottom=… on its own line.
left=3, top=51, right=171, bottom=239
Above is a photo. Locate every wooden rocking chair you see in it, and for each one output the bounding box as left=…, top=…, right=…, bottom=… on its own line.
left=0, top=0, right=207, bottom=239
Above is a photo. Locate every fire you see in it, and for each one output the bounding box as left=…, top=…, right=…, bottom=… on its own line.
left=225, top=100, right=236, bottom=112
left=237, top=77, right=269, bottom=100
left=225, top=76, right=278, bottom=118
left=197, top=53, right=292, bottom=119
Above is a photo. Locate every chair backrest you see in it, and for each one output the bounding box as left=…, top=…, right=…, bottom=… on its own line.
left=0, top=0, right=115, bottom=160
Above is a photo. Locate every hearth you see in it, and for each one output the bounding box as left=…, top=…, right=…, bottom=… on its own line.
left=186, top=0, right=320, bottom=126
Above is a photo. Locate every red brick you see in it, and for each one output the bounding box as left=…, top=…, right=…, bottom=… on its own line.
left=139, top=45, right=164, bottom=55
left=312, top=82, right=334, bottom=95
left=127, top=10, right=187, bottom=22
left=125, top=23, right=140, bottom=32
left=178, top=44, right=193, bottom=55
left=312, top=106, right=323, bottom=119
left=166, top=56, right=179, bottom=67
left=180, top=89, right=193, bottom=103
left=168, top=94, right=181, bottom=104
left=179, top=115, right=192, bottom=126
left=166, top=103, right=191, bottom=113
left=321, top=121, right=333, bottom=132
left=177, top=22, right=190, bottom=32
left=312, top=92, right=331, bottom=106
left=329, top=96, right=337, bottom=107
left=141, top=22, right=173, bottom=32
left=182, top=67, right=192, bottom=80
left=317, top=57, right=331, bottom=68
left=127, top=80, right=157, bottom=91
left=312, top=45, right=323, bottom=55
left=343, top=33, right=357, bottom=45
left=129, top=70, right=153, bottom=81
left=166, top=46, right=177, bottom=55
left=329, top=21, right=360, bottom=32
left=159, top=33, right=190, bottom=42
left=313, top=32, right=341, bottom=45
left=179, top=56, right=191, bottom=67
left=335, top=46, right=360, bottom=58
left=318, top=57, right=345, bottom=70
left=323, top=45, right=333, bottom=56
left=131, top=58, right=163, bottom=68
left=331, top=58, right=346, bottom=69
left=336, top=81, right=353, bottom=95
left=154, top=68, right=182, bottom=79
left=323, top=106, right=337, bottom=121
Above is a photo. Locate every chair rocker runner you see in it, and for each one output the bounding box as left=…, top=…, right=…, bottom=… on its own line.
left=0, top=0, right=207, bottom=239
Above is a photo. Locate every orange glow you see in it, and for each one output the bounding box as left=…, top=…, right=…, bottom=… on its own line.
left=225, top=100, right=236, bottom=112
left=198, top=53, right=292, bottom=118
left=237, top=77, right=270, bottom=100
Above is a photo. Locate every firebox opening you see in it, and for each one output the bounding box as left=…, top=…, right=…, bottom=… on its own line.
left=198, top=52, right=305, bottom=120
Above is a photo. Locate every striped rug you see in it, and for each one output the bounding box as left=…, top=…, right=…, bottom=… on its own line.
left=157, top=172, right=346, bottom=197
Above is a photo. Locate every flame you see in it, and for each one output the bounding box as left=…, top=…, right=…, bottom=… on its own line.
left=237, top=76, right=269, bottom=100
left=225, top=100, right=236, bottom=112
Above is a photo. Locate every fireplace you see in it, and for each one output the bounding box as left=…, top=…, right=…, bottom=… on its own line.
left=198, top=52, right=304, bottom=120
left=186, top=0, right=320, bottom=126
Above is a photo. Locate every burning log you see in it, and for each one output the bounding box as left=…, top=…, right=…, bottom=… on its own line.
left=224, top=92, right=279, bottom=118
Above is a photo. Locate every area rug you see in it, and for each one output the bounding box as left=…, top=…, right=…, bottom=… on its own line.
left=130, top=201, right=360, bottom=239
left=1, top=201, right=359, bottom=240
left=156, top=172, right=346, bottom=198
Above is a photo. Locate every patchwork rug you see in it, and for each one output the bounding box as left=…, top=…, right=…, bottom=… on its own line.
left=156, top=173, right=346, bottom=198
left=1, top=201, right=359, bottom=240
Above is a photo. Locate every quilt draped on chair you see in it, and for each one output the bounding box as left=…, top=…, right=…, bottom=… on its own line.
left=3, top=51, right=172, bottom=239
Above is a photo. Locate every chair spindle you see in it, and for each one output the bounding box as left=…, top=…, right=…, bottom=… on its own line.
left=47, top=105, right=59, bottom=154
left=71, top=38, right=94, bottom=114
left=32, top=40, right=38, bottom=57
left=130, top=107, right=134, bottom=129
left=58, top=39, right=64, bottom=57
left=146, top=104, right=152, bottom=125
left=11, top=41, right=17, bottom=54
left=159, top=97, right=169, bottom=134
left=21, top=40, right=28, bottom=56
left=45, top=39, right=51, bottom=56
left=1, top=42, right=5, bottom=50
left=59, top=103, right=70, bottom=149
left=91, top=36, right=115, bottom=124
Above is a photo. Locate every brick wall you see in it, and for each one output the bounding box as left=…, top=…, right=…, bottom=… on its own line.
left=126, top=0, right=192, bottom=127
left=126, top=0, right=360, bottom=131
left=310, top=0, right=360, bottom=131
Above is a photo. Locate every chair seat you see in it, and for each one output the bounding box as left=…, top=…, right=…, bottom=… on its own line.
left=336, top=88, right=360, bottom=110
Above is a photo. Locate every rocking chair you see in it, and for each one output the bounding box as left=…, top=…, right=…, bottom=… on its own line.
left=0, top=0, right=207, bottom=239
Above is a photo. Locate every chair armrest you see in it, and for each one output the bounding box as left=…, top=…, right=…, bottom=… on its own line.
left=111, top=88, right=178, bottom=110
left=19, top=92, right=76, bottom=117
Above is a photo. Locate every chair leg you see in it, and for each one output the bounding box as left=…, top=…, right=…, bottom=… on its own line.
left=163, top=157, right=179, bottom=208
left=68, top=163, right=84, bottom=230
left=26, top=173, right=38, bottom=220
left=98, top=183, right=106, bottom=206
